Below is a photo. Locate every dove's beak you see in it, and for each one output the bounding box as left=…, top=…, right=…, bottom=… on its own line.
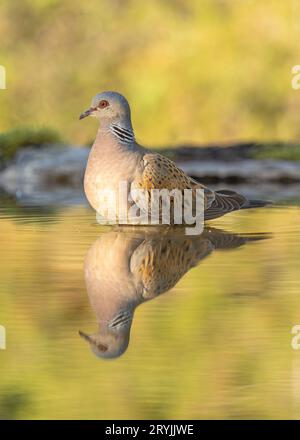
left=79, top=107, right=96, bottom=120
left=78, top=330, right=108, bottom=352
left=79, top=330, right=92, bottom=342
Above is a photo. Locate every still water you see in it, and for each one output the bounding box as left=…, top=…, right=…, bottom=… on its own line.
left=0, top=196, right=300, bottom=419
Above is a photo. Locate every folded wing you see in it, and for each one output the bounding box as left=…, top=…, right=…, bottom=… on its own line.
left=134, top=153, right=248, bottom=220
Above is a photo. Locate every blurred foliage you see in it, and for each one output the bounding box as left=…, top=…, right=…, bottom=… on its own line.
left=0, top=203, right=300, bottom=419
left=0, top=387, right=31, bottom=420
left=0, top=0, right=299, bottom=147
left=253, top=142, right=300, bottom=161
left=0, top=127, right=62, bottom=161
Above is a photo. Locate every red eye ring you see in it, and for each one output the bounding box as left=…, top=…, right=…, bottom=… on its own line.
left=98, top=100, right=109, bottom=109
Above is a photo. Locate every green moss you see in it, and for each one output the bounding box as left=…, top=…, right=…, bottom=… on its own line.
left=0, top=127, right=62, bottom=161
left=252, top=142, right=300, bottom=161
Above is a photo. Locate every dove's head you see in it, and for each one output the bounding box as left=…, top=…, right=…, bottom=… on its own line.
left=79, top=324, right=131, bottom=360
left=79, top=91, right=131, bottom=126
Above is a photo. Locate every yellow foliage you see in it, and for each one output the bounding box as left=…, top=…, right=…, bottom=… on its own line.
left=0, top=0, right=299, bottom=147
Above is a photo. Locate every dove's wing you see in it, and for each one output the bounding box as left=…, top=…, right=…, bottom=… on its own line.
left=133, top=153, right=247, bottom=220
left=129, top=235, right=213, bottom=299
left=133, top=153, right=214, bottom=208
left=204, top=189, right=248, bottom=220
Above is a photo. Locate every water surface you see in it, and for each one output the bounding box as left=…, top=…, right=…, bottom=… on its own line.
left=0, top=197, right=300, bottom=419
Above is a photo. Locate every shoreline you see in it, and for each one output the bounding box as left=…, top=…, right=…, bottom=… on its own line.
left=0, top=143, right=299, bottom=204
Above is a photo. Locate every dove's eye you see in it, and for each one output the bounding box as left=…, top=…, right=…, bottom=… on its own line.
left=98, top=100, right=109, bottom=109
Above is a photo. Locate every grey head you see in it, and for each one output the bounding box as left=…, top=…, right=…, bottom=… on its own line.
left=79, top=91, right=133, bottom=130
left=79, top=308, right=133, bottom=359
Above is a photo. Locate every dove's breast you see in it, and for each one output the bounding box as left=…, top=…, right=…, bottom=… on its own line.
left=84, top=137, right=143, bottom=218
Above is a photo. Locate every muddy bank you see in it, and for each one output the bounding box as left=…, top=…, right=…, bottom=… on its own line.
left=0, top=143, right=299, bottom=204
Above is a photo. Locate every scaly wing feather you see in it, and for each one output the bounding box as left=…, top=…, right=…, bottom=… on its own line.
left=133, top=153, right=248, bottom=220
left=134, top=153, right=215, bottom=209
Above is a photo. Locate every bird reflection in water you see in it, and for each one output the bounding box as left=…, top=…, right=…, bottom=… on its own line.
left=79, top=227, right=266, bottom=359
